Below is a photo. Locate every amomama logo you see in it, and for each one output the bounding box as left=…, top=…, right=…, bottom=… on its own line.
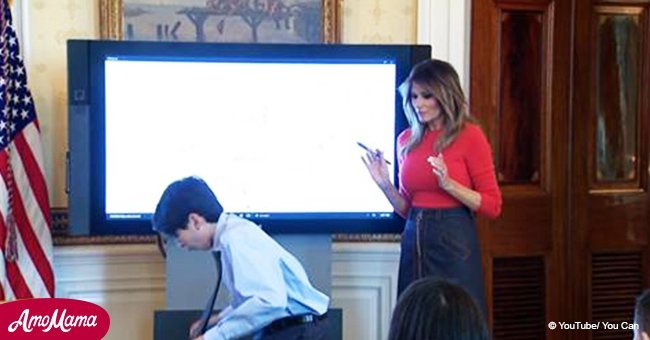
left=0, top=298, right=110, bottom=339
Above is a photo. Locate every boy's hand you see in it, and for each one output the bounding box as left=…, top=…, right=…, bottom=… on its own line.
left=189, top=319, right=201, bottom=339
left=189, top=313, right=221, bottom=339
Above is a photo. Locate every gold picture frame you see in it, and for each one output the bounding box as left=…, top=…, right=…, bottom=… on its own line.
left=100, top=0, right=340, bottom=43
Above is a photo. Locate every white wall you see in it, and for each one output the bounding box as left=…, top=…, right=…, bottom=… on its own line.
left=417, top=0, right=471, bottom=93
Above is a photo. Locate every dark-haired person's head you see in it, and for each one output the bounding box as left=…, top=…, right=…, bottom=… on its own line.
left=388, top=277, right=489, bottom=340
left=399, top=59, right=469, bottom=129
left=398, top=59, right=473, bottom=154
left=634, top=289, right=650, bottom=340
left=152, top=176, right=223, bottom=250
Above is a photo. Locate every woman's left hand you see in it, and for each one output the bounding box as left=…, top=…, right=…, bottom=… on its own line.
left=427, top=154, right=452, bottom=191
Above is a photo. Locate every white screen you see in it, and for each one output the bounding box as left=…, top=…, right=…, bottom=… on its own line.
left=104, top=59, right=396, bottom=218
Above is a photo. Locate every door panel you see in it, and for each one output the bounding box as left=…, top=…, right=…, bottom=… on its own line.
left=573, top=2, right=650, bottom=339
left=471, top=0, right=571, bottom=339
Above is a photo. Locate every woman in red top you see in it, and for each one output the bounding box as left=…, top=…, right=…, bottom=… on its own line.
left=362, top=59, right=502, bottom=317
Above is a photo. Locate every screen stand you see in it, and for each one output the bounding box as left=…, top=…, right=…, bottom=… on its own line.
left=165, top=234, right=332, bottom=309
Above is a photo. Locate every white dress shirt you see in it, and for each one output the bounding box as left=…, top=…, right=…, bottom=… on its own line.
left=204, top=213, right=330, bottom=340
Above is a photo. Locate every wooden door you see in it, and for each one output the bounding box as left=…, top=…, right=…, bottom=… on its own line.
left=471, top=0, right=572, bottom=339
left=572, top=1, right=650, bottom=339
left=472, top=0, right=650, bottom=339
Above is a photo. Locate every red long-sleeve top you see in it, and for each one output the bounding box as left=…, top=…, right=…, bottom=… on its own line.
left=397, top=123, right=502, bottom=219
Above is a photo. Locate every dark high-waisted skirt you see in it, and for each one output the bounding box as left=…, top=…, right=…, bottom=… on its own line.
left=398, top=206, right=487, bottom=316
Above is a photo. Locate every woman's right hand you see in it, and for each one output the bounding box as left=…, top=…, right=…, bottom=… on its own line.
left=361, top=150, right=391, bottom=190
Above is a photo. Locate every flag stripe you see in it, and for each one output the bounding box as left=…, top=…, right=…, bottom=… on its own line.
left=11, top=159, right=54, bottom=297
left=5, top=263, right=32, bottom=298
left=0, top=178, right=16, bottom=301
left=0, top=151, right=52, bottom=297
left=0, top=253, right=8, bottom=301
left=10, top=152, right=53, bottom=298
left=0, top=216, right=31, bottom=298
left=14, top=224, right=49, bottom=297
left=0, top=175, right=8, bottom=301
left=0, top=246, right=7, bottom=300
left=1, top=146, right=53, bottom=296
left=15, top=125, right=51, bottom=227
left=0, top=159, right=7, bottom=217
left=13, top=125, right=53, bottom=255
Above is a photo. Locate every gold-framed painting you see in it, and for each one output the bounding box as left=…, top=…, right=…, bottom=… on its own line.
left=100, top=0, right=340, bottom=43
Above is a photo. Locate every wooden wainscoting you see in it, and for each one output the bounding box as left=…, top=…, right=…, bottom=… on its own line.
left=331, top=242, right=400, bottom=340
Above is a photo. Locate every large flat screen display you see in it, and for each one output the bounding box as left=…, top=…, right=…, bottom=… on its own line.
left=67, top=40, right=431, bottom=234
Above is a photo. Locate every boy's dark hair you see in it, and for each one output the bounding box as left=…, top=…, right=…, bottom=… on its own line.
left=152, top=176, right=223, bottom=237
left=636, top=289, right=650, bottom=334
left=388, top=277, right=489, bottom=340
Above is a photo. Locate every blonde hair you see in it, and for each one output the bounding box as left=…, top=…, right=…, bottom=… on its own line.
left=398, top=59, right=474, bottom=156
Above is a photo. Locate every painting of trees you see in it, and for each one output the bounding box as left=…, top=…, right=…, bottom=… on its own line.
left=119, top=0, right=326, bottom=43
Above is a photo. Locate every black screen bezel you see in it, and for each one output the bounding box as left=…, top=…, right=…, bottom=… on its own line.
left=76, top=40, right=430, bottom=235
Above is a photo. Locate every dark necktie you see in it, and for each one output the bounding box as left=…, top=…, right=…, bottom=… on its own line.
left=196, top=251, right=222, bottom=336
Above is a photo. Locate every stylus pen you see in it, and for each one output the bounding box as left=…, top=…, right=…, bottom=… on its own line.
left=357, top=142, right=392, bottom=165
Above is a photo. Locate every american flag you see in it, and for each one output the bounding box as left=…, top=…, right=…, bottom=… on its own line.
left=0, top=0, right=55, bottom=300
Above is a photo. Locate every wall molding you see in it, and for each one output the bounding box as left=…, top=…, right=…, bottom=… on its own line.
left=54, top=244, right=166, bottom=340
left=332, top=242, right=400, bottom=340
